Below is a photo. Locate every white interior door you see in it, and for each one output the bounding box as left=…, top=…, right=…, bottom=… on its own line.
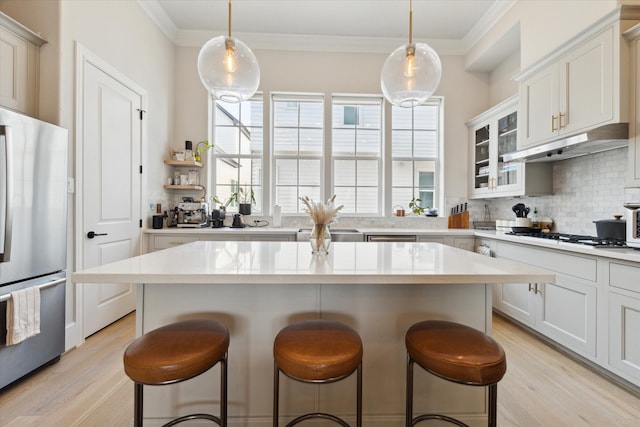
left=81, top=59, right=142, bottom=337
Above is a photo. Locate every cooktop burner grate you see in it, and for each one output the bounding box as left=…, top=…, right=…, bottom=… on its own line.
left=506, top=232, right=627, bottom=247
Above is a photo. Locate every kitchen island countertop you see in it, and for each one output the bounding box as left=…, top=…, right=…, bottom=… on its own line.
left=72, top=240, right=553, bottom=285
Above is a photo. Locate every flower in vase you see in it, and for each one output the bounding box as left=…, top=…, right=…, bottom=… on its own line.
left=299, top=195, right=344, bottom=254
left=299, top=195, right=344, bottom=225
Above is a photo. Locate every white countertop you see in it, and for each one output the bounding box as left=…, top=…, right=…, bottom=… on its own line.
left=142, top=227, right=475, bottom=236
left=72, top=241, right=553, bottom=285
left=476, top=231, right=640, bottom=263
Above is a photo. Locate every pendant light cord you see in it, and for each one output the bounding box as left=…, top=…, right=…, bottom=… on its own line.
left=228, top=0, right=232, bottom=38
left=409, top=0, right=413, bottom=45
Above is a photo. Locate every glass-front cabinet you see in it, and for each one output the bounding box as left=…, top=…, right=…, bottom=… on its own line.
left=469, top=96, right=522, bottom=197
left=468, top=96, right=552, bottom=199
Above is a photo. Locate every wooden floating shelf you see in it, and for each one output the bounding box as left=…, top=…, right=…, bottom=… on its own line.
left=164, top=160, right=203, bottom=168
left=163, top=185, right=204, bottom=191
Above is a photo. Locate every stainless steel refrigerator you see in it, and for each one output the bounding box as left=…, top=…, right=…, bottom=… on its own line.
left=0, top=107, right=68, bottom=389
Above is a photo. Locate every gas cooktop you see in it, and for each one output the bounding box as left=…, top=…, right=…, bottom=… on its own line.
left=506, top=231, right=627, bottom=248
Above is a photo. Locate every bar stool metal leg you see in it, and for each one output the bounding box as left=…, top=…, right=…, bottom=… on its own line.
left=406, top=354, right=413, bottom=427
left=273, top=361, right=362, bottom=426
left=134, top=382, right=143, bottom=427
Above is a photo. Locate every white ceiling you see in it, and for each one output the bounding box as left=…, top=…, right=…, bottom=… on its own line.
left=139, top=0, right=517, bottom=56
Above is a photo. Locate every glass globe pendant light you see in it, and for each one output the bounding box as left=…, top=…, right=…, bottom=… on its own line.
left=380, top=0, right=442, bottom=108
left=197, top=0, right=260, bottom=103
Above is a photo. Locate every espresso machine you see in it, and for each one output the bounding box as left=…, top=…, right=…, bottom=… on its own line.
left=175, top=200, right=209, bottom=228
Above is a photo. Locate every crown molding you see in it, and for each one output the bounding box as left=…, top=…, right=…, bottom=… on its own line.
left=140, top=0, right=515, bottom=57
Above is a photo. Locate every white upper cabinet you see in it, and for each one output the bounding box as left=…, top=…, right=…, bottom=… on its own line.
left=625, top=22, right=640, bottom=187
left=517, top=8, right=640, bottom=150
left=0, top=12, right=46, bottom=116
left=467, top=96, right=552, bottom=199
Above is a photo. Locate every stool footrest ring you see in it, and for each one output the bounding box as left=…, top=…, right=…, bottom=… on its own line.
left=163, top=413, right=222, bottom=426
left=285, top=412, right=350, bottom=427
left=411, top=413, right=469, bottom=427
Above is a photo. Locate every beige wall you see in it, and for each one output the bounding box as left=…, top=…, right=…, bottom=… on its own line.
left=0, top=0, right=61, bottom=124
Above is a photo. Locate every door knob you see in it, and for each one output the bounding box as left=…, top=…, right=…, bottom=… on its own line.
left=87, top=231, right=108, bottom=239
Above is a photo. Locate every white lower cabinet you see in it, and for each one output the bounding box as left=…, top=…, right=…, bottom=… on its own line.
left=416, top=235, right=475, bottom=251
left=492, top=241, right=598, bottom=358
left=147, top=232, right=296, bottom=252
left=607, top=261, right=640, bottom=383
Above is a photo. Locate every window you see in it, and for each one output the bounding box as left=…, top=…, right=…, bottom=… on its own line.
left=272, top=94, right=324, bottom=213
left=210, top=93, right=443, bottom=217
left=391, top=99, right=441, bottom=211
left=332, top=96, right=383, bottom=214
left=212, top=96, right=263, bottom=212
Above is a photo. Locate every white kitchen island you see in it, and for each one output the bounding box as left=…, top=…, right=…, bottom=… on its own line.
left=72, top=241, right=553, bottom=427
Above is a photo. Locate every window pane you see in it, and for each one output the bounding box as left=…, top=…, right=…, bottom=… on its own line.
left=215, top=127, right=238, bottom=154
left=273, top=128, right=299, bottom=155
left=419, top=191, right=434, bottom=208
left=360, top=105, right=381, bottom=129
left=392, top=187, right=413, bottom=210
left=245, top=127, right=263, bottom=155
left=276, top=159, right=298, bottom=185
left=357, top=187, right=379, bottom=213
left=391, top=130, right=412, bottom=157
left=392, top=161, right=412, bottom=186
left=356, top=129, right=380, bottom=156
left=216, top=158, right=239, bottom=188
left=343, top=106, right=358, bottom=126
left=357, top=160, right=378, bottom=183
left=299, top=128, right=323, bottom=155
left=334, top=187, right=356, bottom=213
left=277, top=187, right=299, bottom=213
left=392, top=107, right=412, bottom=129
left=216, top=102, right=239, bottom=123
left=391, top=100, right=441, bottom=213
left=415, top=161, right=436, bottom=187
left=414, top=105, right=438, bottom=130
left=333, top=129, right=355, bottom=155
left=273, top=101, right=299, bottom=126
left=334, top=160, right=355, bottom=186
left=413, top=130, right=437, bottom=158
left=299, top=159, right=321, bottom=186
left=300, top=102, right=323, bottom=127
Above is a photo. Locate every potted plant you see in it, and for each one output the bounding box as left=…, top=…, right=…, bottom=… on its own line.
left=409, top=197, right=425, bottom=216
left=229, top=185, right=255, bottom=215
left=194, top=139, right=213, bottom=162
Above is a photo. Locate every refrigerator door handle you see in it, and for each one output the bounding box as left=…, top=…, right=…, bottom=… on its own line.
left=0, top=125, right=13, bottom=262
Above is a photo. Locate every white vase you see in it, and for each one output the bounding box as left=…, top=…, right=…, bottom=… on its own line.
left=310, top=223, right=331, bottom=255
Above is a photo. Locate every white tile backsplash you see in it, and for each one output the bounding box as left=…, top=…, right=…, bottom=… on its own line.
left=483, top=147, right=640, bottom=235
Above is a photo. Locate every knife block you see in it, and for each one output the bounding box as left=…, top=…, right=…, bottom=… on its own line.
left=448, top=211, right=469, bottom=229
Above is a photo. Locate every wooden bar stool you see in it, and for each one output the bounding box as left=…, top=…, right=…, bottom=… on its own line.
left=405, top=320, right=506, bottom=427
left=123, top=319, right=230, bottom=427
left=273, top=319, right=363, bottom=427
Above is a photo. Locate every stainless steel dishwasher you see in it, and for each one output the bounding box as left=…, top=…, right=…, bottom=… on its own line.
left=366, top=235, right=417, bottom=242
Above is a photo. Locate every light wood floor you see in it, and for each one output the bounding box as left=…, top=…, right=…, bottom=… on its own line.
left=1, top=313, right=639, bottom=426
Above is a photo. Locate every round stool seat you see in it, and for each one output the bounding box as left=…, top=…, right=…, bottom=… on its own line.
left=124, top=319, right=230, bottom=385
left=405, top=320, right=506, bottom=385
left=274, top=319, right=363, bottom=381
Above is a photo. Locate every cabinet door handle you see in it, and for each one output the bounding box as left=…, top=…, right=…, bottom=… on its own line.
left=528, top=283, right=533, bottom=292
left=558, top=112, right=565, bottom=129
left=534, top=283, right=541, bottom=294
left=551, top=115, right=558, bottom=132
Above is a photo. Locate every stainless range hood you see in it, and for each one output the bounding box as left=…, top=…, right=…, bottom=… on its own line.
left=503, top=123, right=629, bottom=162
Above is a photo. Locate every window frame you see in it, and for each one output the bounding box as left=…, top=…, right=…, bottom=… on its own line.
left=388, top=97, right=444, bottom=215
left=331, top=95, right=384, bottom=216
left=208, top=94, right=444, bottom=217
